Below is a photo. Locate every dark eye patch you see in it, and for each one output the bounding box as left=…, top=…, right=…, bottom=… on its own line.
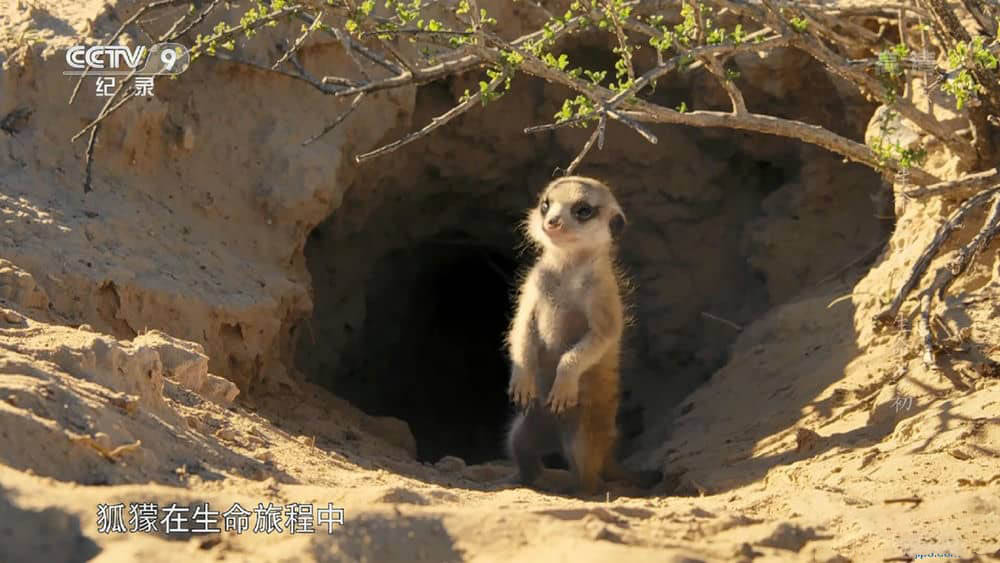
left=572, top=201, right=596, bottom=221
left=540, top=198, right=550, bottom=215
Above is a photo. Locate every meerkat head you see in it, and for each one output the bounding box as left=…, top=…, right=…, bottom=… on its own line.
left=527, top=176, right=627, bottom=255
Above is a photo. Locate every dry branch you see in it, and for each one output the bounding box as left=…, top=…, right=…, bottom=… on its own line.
left=77, top=83, right=136, bottom=192
left=207, top=52, right=342, bottom=94
left=701, top=312, right=744, bottom=331
left=904, top=168, right=1000, bottom=198
left=353, top=70, right=509, bottom=163
left=703, top=55, right=747, bottom=115
left=167, top=0, right=223, bottom=41
left=875, top=186, right=1000, bottom=324
left=273, top=12, right=323, bottom=70
left=621, top=105, right=939, bottom=184
left=302, top=92, right=366, bottom=146
left=789, top=32, right=975, bottom=162
left=73, top=0, right=998, bottom=207
left=468, top=27, right=931, bottom=181
left=297, top=11, right=401, bottom=75
left=524, top=113, right=595, bottom=134
left=934, top=192, right=1000, bottom=299
left=327, top=52, right=482, bottom=96
left=564, top=115, right=607, bottom=175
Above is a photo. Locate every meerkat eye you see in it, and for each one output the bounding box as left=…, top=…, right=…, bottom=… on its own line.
left=573, top=203, right=595, bottom=221
left=540, top=199, right=550, bottom=214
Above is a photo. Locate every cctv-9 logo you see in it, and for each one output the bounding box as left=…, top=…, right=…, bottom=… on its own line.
left=64, top=42, right=190, bottom=76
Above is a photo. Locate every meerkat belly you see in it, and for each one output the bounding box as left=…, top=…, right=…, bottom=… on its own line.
left=534, top=300, right=588, bottom=381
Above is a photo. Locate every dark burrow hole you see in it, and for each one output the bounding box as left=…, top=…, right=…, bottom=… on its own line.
left=322, top=231, right=521, bottom=464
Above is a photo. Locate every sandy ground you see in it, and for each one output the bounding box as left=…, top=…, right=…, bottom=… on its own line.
left=2, top=1, right=1000, bottom=562
left=1, top=269, right=998, bottom=563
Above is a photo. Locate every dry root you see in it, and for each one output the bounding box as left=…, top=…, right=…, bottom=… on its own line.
left=875, top=187, right=1000, bottom=367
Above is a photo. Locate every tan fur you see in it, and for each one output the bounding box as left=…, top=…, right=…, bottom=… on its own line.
left=504, top=176, right=651, bottom=495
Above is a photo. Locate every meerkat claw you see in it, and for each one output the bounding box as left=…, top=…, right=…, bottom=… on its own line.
left=509, top=378, right=537, bottom=408
left=546, top=374, right=578, bottom=414
left=546, top=394, right=576, bottom=414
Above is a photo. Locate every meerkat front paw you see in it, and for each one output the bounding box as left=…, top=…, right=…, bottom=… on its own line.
left=508, top=369, right=538, bottom=408
left=546, top=373, right=579, bottom=414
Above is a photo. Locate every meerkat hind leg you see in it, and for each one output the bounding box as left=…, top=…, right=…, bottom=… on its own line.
left=506, top=405, right=561, bottom=487
left=561, top=415, right=616, bottom=496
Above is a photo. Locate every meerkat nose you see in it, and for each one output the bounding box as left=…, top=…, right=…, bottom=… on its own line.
left=545, top=217, right=562, bottom=230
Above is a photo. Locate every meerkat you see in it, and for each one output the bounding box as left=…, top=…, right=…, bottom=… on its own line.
left=504, top=175, right=660, bottom=495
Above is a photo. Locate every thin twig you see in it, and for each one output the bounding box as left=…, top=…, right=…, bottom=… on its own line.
left=302, top=92, right=366, bottom=146
left=327, top=52, right=482, bottom=95
left=375, top=36, right=416, bottom=74
left=78, top=87, right=135, bottom=193
left=604, top=0, right=634, bottom=82
left=187, top=5, right=303, bottom=59
left=296, top=12, right=401, bottom=75
left=883, top=496, right=923, bottom=505
left=272, top=12, right=322, bottom=70
left=605, top=108, right=658, bottom=144
left=165, top=0, right=222, bottom=41
left=207, top=52, right=341, bottom=94
left=159, top=5, right=195, bottom=41
left=564, top=114, right=606, bottom=175
left=329, top=15, right=582, bottom=98
left=83, top=124, right=99, bottom=194
left=524, top=114, right=596, bottom=134
left=354, top=70, right=508, bottom=163
left=816, top=4, right=928, bottom=18
left=703, top=54, right=747, bottom=115
left=701, top=312, right=744, bottom=331
left=359, top=29, right=475, bottom=38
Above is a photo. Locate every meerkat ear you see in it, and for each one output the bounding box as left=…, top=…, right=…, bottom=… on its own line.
left=609, top=212, right=627, bottom=238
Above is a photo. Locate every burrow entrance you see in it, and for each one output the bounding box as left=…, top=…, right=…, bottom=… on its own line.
left=340, top=233, right=519, bottom=464
left=295, top=61, right=886, bottom=467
